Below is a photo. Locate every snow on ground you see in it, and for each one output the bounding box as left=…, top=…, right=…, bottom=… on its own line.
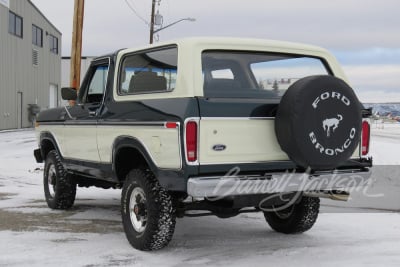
left=1, top=213, right=400, bottom=267
left=0, top=125, right=399, bottom=266
left=327, top=122, right=400, bottom=211
left=370, top=122, right=400, bottom=164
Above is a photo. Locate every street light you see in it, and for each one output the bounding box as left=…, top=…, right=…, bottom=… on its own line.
left=150, top=17, right=195, bottom=43
left=154, top=17, right=195, bottom=34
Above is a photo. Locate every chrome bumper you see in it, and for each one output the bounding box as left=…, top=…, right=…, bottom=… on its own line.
left=187, top=169, right=372, bottom=198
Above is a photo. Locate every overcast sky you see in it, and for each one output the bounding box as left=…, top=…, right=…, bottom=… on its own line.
left=31, top=0, right=400, bottom=102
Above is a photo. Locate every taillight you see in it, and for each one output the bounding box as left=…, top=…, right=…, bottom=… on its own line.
left=185, top=121, right=198, bottom=162
left=361, top=120, right=370, bottom=156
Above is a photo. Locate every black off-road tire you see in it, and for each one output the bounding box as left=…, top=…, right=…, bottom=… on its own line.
left=121, top=169, right=176, bottom=251
left=263, top=196, right=320, bottom=234
left=43, top=150, right=76, bottom=209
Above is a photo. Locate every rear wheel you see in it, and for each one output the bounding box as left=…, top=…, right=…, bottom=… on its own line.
left=121, top=169, right=176, bottom=251
left=263, top=196, right=320, bottom=234
left=43, top=150, right=76, bottom=209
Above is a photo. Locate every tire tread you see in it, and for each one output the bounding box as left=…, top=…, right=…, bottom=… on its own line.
left=264, top=196, right=320, bottom=234
left=44, top=150, right=76, bottom=209
left=122, top=169, right=176, bottom=251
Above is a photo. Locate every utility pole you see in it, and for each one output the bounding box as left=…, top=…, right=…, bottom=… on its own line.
left=149, top=0, right=156, bottom=44
left=70, top=0, right=85, bottom=105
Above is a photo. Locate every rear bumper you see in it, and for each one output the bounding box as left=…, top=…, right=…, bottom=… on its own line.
left=187, top=168, right=372, bottom=198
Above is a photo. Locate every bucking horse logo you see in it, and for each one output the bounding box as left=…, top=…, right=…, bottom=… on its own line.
left=322, top=114, right=343, bottom=137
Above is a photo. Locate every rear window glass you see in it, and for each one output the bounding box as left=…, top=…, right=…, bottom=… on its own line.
left=202, top=51, right=329, bottom=98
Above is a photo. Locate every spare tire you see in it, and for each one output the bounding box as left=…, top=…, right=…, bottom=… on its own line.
left=275, top=75, right=362, bottom=170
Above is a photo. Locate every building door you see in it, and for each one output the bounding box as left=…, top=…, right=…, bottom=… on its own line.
left=17, top=92, right=23, bottom=129
left=49, top=84, right=58, bottom=108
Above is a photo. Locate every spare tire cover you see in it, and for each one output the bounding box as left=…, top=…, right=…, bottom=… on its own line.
left=275, top=75, right=362, bottom=170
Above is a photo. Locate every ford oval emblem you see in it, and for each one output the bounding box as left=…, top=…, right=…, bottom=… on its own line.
left=212, top=144, right=226, bottom=151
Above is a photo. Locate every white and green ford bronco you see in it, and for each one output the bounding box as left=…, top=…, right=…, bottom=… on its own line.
left=34, top=37, right=372, bottom=251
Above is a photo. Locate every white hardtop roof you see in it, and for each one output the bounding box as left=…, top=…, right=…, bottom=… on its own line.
left=120, top=37, right=330, bottom=55
left=113, top=37, right=348, bottom=101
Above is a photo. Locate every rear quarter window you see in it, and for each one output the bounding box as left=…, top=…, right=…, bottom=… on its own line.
left=119, top=46, right=177, bottom=95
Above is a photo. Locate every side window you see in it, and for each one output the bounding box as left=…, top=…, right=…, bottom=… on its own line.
left=119, top=47, right=177, bottom=94
left=82, top=65, right=109, bottom=104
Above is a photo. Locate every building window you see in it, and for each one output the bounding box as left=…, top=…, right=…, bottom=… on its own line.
left=8, top=11, right=23, bottom=38
left=32, top=25, right=43, bottom=47
left=49, top=34, right=58, bottom=54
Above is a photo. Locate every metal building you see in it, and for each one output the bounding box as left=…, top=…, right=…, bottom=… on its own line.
left=0, top=0, right=61, bottom=130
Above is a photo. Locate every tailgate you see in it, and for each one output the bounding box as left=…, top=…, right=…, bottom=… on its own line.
left=199, top=117, right=288, bottom=164
left=197, top=98, right=288, bottom=165
left=196, top=98, right=361, bottom=165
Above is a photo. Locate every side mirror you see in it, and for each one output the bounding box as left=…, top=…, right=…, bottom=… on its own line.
left=61, top=87, right=77, bottom=100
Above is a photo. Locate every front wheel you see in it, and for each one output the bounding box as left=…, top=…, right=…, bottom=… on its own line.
left=121, top=169, right=176, bottom=251
left=43, top=150, right=76, bottom=209
left=263, top=196, right=320, bottom=234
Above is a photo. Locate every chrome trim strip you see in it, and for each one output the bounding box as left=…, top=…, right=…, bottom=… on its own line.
left=200, top=160, right=291, bottom=165
left=38, top=122, right=64, bottom=126
left=39, top=121, right=175, bottom=127
left=64, top=121, right=98, bottom=126
left=97, top=121, right=166, bottom=127
left=175, top=121, right=183, bottom=170
left=201, top=116, right=275, bottom=120
left=187, top=170, right=372, bottom=198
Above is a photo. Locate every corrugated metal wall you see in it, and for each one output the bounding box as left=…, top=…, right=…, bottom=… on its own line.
left=0, top=0, right=61, bottom=130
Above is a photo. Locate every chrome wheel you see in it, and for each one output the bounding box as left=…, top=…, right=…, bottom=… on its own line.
left=47, top=164, right=57, bottom=198
left=129, top=187, right=147, bottom=233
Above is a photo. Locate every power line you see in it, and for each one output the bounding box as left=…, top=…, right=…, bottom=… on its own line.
left=124, top=0, right=149, bottom=25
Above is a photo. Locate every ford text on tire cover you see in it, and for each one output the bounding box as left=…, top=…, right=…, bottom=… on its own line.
left=34, top=38, right=373, bottom=251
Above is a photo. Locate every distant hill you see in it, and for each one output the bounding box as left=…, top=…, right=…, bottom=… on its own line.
left=364, top=103, right=400, bottom=117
